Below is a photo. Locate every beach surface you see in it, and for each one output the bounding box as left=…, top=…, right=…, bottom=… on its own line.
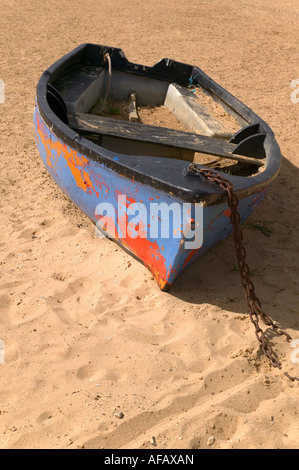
left=0, top=0, right=298, bottom=449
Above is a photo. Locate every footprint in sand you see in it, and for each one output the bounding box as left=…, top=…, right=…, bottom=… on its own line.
left=221, top=376, right=281, bottom=414
left=0, top=294, right=12, bottom=324
left=189, top=412, right=239, bottom=449
left=18, top=228, right=38, bottom=240
left=76, top=364, right=127, bottom=383
left=37, top=411, right=53, bottom=423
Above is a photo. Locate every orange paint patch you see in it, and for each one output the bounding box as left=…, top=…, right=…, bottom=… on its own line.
left=104, top=208, right=168, bottom=286
left=36, top=113, right=102, bottom=195
left=66, top=155, right=87, bottom=191
left=35, top=110, right=169, bottom=288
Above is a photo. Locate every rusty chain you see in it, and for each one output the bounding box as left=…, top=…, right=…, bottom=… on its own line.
left=188, top=163, right=298, bottom=382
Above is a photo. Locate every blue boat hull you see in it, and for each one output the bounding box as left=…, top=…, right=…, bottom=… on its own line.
left=34, top=103, right=268, bottom=290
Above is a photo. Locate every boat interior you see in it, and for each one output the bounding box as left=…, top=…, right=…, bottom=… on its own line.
left=47, top=54, right=267, bottom=177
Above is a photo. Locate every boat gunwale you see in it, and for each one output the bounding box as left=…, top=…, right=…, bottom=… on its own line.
left=35, top=43, right=281, bottom=205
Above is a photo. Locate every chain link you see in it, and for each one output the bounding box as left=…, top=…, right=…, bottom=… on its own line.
left=188, top=164, right=298, bottom=382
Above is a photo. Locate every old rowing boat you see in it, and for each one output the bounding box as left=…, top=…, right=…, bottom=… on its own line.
left=34, top=43, right=281, bottom=290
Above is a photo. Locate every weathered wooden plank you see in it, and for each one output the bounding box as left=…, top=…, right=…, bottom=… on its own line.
left=68, top=112, right=264, bottom=166
left=164, top=83, right=224, bottom=136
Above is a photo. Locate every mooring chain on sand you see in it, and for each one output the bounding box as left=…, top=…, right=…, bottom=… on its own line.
left=188, top=163, right=299, bottom=382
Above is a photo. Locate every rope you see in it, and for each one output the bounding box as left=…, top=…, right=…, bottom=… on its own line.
left=98, top=53, right=112, bottom=115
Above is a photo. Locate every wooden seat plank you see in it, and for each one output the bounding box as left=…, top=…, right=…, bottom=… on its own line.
left=68, top=112, right=264, bottom=166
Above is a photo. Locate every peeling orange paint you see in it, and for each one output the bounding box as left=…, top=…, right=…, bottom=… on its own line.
left=36, top=113, right=102, bottom=195
left=96, top=205, right=168, bottom=287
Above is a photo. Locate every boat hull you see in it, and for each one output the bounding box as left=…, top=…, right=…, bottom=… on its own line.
left=34, top=103, right=268, bottom=290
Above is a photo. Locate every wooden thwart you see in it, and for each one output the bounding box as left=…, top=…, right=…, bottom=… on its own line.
left=68, top=112, right=265, bottom=166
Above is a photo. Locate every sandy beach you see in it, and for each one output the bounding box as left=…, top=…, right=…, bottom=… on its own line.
left=0, top=0, right=298, bottom=449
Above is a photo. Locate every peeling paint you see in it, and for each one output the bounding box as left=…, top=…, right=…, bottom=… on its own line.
left=34, top=104, right=269, bottom=289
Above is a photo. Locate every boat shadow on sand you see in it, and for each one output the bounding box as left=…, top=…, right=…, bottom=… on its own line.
left=170, top=154, right=299, bottom=334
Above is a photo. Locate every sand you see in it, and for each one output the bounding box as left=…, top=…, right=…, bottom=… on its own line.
left=0, top=0, right=298, bottom=450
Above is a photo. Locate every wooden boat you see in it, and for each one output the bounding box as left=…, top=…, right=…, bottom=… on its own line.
left=34, top=43, right=281, bottom=290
